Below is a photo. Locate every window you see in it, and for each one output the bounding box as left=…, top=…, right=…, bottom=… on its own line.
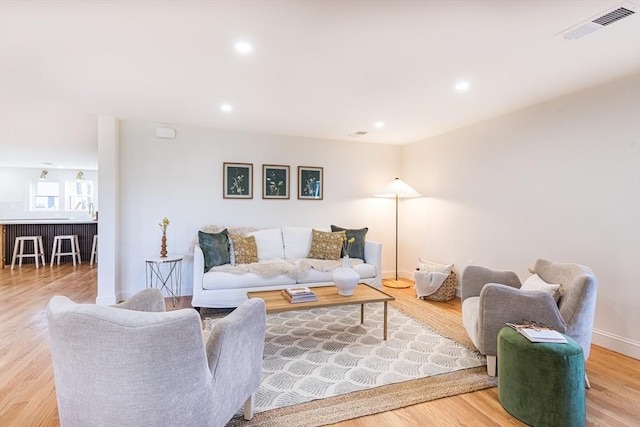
left=32, top=180, right=60, bottom=210
left=66, top=180, right=93, bottom=211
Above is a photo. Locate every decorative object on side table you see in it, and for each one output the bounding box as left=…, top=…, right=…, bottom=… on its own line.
left=159, top=217, right=170, bottom=258
left=333, top=237, right=360, bottom=296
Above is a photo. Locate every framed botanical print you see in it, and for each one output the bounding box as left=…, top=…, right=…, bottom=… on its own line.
left=223, top=162, right=253, bottom=199
left=298, top=166, right=323, bottom=200
left=262, top=164, right=290, bottom=199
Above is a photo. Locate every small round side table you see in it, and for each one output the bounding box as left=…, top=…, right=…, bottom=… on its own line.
left=145, top=254, right=183, bottom=307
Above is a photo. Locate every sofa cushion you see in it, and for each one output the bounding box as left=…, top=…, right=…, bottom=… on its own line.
left=230, top=234, right=258, bottom=264
left=248, top=228, right=285, bottom=260
left=521, top=273, right=562, bottom=303
left=282, top=226, right=313, bottom=259
left=198, top=229, right=230, bottom=271
left=202, top=271, right=296, bottom=290
left=462, top=296, right=481, bottom=349
left=308, top=229, right=345, bottom=260
left=296, top=261, right=377, bottom=284
left=331, top=225, right=368, bottom=260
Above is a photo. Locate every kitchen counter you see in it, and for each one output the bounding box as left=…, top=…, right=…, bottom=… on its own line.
left=0, top=219, right=96, bottom=224
left=1, top=221, right=98, bottom=268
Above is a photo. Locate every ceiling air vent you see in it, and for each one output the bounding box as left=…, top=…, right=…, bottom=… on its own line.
left=592, top=6, right=635, bottom=25
left=556, top=2, right=637, bottom=40
left=348, top=131, right=368, bottom=137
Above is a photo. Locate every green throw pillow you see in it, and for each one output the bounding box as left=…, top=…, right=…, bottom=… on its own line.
left=198, top=229, right=230, bottom=272
left=331, top=225, right=368, bottom=261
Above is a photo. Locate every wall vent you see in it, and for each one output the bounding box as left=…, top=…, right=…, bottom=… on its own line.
left=556, top=2, right=637, bottom=40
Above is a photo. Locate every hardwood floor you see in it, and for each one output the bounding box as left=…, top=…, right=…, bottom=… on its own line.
left=1, top=265, right=638, bottom=426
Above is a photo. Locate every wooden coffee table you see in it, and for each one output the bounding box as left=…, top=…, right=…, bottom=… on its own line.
left=247, top=284, right=395, bottom=340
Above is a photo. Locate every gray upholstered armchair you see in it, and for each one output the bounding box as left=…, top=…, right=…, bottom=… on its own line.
left=47, top=288, right=266, bottom=427
left=461, top=259, right=598, bottom=379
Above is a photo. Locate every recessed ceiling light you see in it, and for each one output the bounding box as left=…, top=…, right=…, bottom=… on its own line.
left=455, top=81, right=471, bottom=92
left=374, top=121, right=385, bottom=128
left=220, top=104, right=233, bottom=112
left=234, top=41, right=252, bottom=54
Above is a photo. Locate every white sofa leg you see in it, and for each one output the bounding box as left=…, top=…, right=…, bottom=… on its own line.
left=243, top=394, right=254, bottom=420
left=585, top=373, right=591, bottom=389
left=486, top=355, right=497, bottom=377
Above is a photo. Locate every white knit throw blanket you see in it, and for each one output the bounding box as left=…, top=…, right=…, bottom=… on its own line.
left=414, top=271, right=449, bottom=298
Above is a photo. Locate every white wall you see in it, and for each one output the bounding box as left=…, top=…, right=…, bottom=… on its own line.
left=96, top=73, right=638, bottom=358
left=115, top=121, right=401, bottom=301
left=401, top=73, right=640, bottom=358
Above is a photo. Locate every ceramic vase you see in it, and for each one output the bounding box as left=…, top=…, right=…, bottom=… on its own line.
left=160, top=233, right=167, bottom=258
left=333, top=256, right=359, bottom=296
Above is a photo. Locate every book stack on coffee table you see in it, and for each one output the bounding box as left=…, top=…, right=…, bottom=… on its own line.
left=281, top=286, right=318, bottom=303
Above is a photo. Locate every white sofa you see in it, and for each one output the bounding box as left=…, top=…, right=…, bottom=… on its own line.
left=192, top=226, right=382, bottom=308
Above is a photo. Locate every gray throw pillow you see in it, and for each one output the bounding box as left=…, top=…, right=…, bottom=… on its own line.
left=198, top=229, right=230, bottom=271
left=330, top=225, right=368, bottom=261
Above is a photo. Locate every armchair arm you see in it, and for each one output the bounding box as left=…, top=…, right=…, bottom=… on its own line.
left=206, top=298, right=266, bottom=420
left=192, top=245, right=205, bottom=307
left=461, top=265, right=521, bottom=302
left=113, top=288, right=166, bottom=312
left=477, top=283, right=566, bottom=356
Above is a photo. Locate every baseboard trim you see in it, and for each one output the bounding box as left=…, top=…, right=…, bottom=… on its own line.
left=592, top=328, right=640, bottom=360
left=381, top=270, right=415, bottom=280
left=95, top=294, right=117, bottom=306
left=384, top=270, right=639, bottom=360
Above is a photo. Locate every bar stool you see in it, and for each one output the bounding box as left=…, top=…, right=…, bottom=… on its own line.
left=90, top=235, right=98, bottom=265
left=11, top=236, right=46, bottom=270
left=50, top=235, right=82, bottom=266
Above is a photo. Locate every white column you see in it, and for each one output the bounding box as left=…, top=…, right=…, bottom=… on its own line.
left=96, top=115, right=119, bottom=305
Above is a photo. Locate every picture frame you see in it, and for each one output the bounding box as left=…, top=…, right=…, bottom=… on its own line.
left=223, top=162, right=253, bottom=199
left=298, top=166, right=323, bottom=200
left=262, top=164, right=290, bottom=199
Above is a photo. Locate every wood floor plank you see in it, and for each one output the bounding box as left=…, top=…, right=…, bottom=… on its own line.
left=0, top=267, right=638, bottom=426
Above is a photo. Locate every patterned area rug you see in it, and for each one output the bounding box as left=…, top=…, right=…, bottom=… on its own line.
left=202, top=289, right=497, bottom=426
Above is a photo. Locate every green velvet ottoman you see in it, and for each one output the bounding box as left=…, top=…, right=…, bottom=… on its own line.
left=498, top=327, right=585, bottom=427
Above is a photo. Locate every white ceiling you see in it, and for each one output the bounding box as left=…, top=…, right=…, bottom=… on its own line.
left=1, top=0, right=639, bottom=170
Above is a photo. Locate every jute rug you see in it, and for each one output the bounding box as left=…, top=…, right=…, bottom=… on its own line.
left=202, top=287, right=497, bottom=427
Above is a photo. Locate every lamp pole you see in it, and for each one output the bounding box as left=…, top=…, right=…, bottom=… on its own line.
left=374, top=177, right=421, bottom=288
left=394, top=193, right=399, bottom=280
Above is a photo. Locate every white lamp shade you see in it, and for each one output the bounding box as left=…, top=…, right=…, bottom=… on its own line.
left=374, top=178, right=421, bottom=198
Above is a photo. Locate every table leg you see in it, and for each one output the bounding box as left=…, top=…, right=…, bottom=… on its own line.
left=360, top=303, right=364, bottom=324
left=383, top=301, right=388, bottom=340
left=146, top=260, right=181, bottom=307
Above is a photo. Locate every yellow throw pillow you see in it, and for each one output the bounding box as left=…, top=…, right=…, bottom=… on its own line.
left=308, top=229, right=345, bottom=260
left=230, top=234, right=258, bottom=264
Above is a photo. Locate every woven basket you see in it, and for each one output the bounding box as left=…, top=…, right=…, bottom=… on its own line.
left=419, top=270, right=458, bottom=302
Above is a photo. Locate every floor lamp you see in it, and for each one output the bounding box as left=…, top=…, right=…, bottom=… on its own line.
left=375, top=178, right=421, bottom=288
